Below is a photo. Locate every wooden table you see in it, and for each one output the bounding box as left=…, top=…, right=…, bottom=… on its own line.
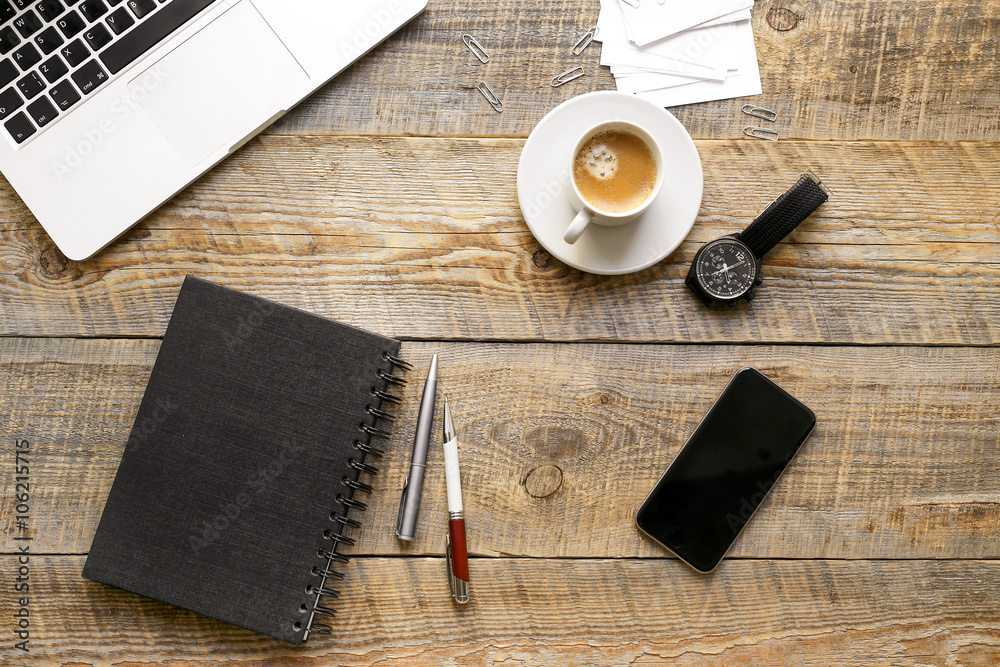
left=2, top=0, right=998, bottom=664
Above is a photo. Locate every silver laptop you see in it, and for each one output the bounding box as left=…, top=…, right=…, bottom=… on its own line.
left=0, top=0, right=427, bottom=260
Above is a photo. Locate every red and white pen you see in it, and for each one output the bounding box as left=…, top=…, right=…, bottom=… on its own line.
left=442, top=396, right=470, bottom=604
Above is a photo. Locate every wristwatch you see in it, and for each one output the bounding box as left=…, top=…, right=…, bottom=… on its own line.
left=686, top=171, right=829, bottom=307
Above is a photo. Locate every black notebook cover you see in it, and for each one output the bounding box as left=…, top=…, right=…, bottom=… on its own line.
left=83, top=276, right=403, bottom=644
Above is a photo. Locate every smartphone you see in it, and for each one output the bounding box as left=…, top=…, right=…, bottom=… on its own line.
left=635, top=367, right=816, bottom=573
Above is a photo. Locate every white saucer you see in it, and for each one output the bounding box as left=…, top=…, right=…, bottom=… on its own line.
left=517, top=91, right=703, bottom=275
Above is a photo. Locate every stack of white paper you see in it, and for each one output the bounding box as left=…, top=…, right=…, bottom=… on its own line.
left=596, top=0, right=762, bottom=107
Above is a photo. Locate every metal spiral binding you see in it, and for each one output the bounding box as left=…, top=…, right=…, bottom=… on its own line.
left=376, top=370, right=407, bottom=386
left=342, top=477, right=373, bottom=494
left=349, top=460, right=379, bottom=476
left=354, top=439, right=385, bottom=458
left=302, top=350, right=410, bottom=639
left=371, top=388, right=402, bottom=405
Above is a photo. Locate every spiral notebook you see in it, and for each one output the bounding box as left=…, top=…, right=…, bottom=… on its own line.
left=82, top=276, right=411, bottom=644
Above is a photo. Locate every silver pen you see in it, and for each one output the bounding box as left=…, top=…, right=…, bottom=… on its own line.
left=396, top=353, right=437, bottom=541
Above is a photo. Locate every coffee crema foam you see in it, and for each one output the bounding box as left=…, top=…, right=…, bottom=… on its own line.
left=573, top=130, right=656, bottom=214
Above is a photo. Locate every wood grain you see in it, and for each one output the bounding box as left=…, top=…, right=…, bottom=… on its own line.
left=1, top=138, right=998, bottom=343
left=0, top=0, right=997, bottom=662
left=264, top=0, right=1000, bottom=140
left=3, top=556, right=997, bottom=665
left=2, top=339, right=997, bottom=560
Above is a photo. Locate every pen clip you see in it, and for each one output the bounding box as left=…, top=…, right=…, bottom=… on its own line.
left=445, top=533, right=470, bottom=604
left=396, top=476, right=410, bottom=536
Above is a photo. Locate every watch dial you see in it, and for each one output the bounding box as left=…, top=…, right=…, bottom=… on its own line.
left=695, top=239, right=757, bottom=300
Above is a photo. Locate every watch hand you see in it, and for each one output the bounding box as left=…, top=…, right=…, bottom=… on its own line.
left=710, top=261, right=746, bottom=277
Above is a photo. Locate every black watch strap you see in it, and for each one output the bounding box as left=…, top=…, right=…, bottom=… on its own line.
left=737, top=171, right=829, bottom=259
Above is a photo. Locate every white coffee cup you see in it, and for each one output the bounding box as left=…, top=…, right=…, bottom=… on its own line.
left=563, top=120, right=664, bottom=245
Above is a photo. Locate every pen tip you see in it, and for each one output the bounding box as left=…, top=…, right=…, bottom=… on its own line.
left=443, top=395, right=455, bottom=441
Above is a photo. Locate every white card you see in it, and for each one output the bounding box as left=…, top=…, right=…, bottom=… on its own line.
left=597, top=4, right=752, bottom=42
left=693, top=8, right=753, bottom=29
left=614, top=70, right=719, bottom=93
left=603, top=21, right=740, bottom=71
left=634, top=20, right=762, bottom=106
left=602, top=45, right=728, bottom=80
left=618, top=0, right=755, bottom=46
left=598, top=0, right=740, bottom=70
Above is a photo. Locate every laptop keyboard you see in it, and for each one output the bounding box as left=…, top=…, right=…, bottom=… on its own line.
left=0, top=0, right=215, bottom=146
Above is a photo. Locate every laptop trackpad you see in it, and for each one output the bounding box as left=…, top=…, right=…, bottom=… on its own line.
left=130, top=0, right=308, bottom=166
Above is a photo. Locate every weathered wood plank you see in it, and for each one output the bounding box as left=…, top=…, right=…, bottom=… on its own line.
left=2, top=339, right=997, bottom=559
left=266, top=0, right=1000, bottom=140
left=3, top=556, right=998, bottom=665
left=1, top=138, right=998, bottom=343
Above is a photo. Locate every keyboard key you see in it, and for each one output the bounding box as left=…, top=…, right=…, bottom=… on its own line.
left=0, top=1, right=15, bottom=22
left=59, top=36, right=86, bottom=66
left=33, top=25, right=63, bottom=54
left=0, top=59, right=16, bottom=86
left=12, top=42, right=41, bottom=69
left=39, top=53, right=66, bottom=81
left=102, top=0, right=213, bottom=74
left=26, top=94, right=56, bottom=126
left=79, top=0, right=107, bottom=22
left=105, top=6, right=132, bottom=34
left=70, top=57, right=105, bottom=93
left=0, top=25, right=19, bottom=54
left=0, top=85, right=23, bottom=119
left=36, top=0, right=64, bottom=22
left=49, top=77, right=79, bottom=109
left=13, top=10, right=42, bottom=38
left=16, top=70, right=43, bottom=98
left=126, top=0, right=153, bottom=19
left=5, top=110, right=35, bottom=143
left=57, top=9, right=86, bottom=38
left=11, top=0, right=30, bottom=8
left=84, top=22, right=110, bottom=50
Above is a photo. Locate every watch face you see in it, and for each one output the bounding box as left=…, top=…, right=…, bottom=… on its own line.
left=695, top=239, right=757, bottom=300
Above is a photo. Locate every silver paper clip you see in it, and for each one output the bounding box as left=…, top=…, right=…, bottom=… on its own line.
left=551, top=66, right=585, bottom=87
left=743, top=126, right=779, bottom=141
left=477, top=81, right=503, bottom=112
left=621, top=0, right=640, bottom=7
left=742, top=104, right=777, bottom=122
left=572, top=26, right=597, bottom=56
left=462, top=34, right=490, bottom=63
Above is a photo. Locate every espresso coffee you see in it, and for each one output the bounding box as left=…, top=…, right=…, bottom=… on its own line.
left=573, top=130, right=657, bottom=214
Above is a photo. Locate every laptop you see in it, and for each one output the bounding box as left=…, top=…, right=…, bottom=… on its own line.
left=0, top=0, right=427, bottom=260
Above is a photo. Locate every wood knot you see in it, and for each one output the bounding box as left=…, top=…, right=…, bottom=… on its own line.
left=766, top=7, right=804, bottom=31
left=39, top=245, right=68, bottom=275
left=532, top=249, right=552, bottom=269
left=849, top=65, right=858, bottom=73
left=600, top=394, right=610, bottom=404
left=523, top=465, right=563, bottom=499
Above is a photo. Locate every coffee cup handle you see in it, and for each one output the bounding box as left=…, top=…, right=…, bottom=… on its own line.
left=564, top=208, right=592, bottom=245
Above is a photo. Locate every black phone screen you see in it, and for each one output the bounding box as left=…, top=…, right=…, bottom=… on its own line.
left=635, top=367, right=816, bottom=572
